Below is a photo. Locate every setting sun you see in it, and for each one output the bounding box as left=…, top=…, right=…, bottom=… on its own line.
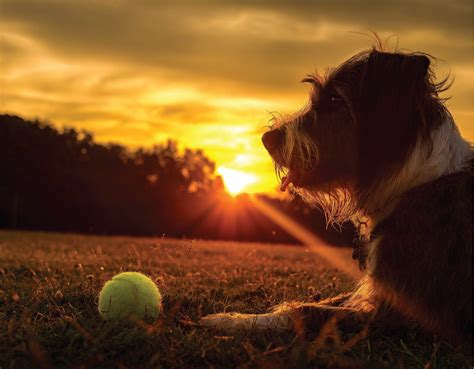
left=217, top=167, right=257, bottom=196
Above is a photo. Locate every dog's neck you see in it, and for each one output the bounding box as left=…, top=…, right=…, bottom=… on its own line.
left=362, top=115, right=473, bottom=232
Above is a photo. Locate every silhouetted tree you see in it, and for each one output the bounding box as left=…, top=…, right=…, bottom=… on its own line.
left=0, top=114, right=355, bottom=245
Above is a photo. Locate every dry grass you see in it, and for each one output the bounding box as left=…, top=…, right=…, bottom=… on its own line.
left=0, top=230, right=471, bottom=369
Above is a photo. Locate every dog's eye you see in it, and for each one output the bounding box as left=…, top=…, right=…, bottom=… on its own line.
left=329, top=94, right=342, bottom=103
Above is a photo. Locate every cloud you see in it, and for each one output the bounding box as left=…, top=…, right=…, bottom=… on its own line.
left=3, top=0, right=472, bottom=93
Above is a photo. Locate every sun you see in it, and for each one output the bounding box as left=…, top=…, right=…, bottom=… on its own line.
left=217, top=167, right=257, bottom=196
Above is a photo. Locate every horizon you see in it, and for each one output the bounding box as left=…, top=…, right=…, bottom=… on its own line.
left=1, top=0, right=473, bottom=195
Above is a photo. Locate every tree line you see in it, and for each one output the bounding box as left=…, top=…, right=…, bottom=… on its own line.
left=0, top=114, right=355, bottom=246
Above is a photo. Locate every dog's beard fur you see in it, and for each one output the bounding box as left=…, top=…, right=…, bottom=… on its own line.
left=269, top=111, right=358, bottom=227
left=294, top=186, right=358, bottom=226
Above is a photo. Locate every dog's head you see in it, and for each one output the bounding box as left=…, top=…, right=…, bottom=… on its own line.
left=263, top=49, right=447, bottom=219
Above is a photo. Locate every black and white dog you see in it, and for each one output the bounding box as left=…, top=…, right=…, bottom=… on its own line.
left=201, top=47, right=472, bottom=345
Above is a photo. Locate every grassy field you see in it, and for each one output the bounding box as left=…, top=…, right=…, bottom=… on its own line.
left=0, top=230, right=471, bottom=369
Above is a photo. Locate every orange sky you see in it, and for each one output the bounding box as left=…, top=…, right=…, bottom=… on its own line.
left=1, top=0, right=473, bottom=193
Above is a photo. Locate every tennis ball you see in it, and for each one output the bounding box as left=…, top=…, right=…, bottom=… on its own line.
left=98, top=272, right=162, bottom=321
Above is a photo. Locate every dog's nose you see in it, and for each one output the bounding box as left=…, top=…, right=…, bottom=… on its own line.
left=262, top=129, right=283, bottom=152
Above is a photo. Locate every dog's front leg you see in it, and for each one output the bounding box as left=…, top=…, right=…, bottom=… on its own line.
left=199, top=293, right=368, bottom=334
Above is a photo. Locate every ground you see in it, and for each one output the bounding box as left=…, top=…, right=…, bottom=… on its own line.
left=0, top=230, right=471, bottom=369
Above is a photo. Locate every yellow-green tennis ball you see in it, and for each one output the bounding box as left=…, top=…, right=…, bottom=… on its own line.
left=98, top=272, right=162, bottom=321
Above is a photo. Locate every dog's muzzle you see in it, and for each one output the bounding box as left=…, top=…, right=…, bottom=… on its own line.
left=262, top=129, right=283, bottom=154
left=262, top=129, right=296, bottom=191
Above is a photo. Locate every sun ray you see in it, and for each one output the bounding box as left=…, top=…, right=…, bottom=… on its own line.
left=250, top=195, right=362, bottom=280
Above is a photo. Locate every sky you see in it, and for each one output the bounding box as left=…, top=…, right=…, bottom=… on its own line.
left=1, top=0, right=473, bottom=194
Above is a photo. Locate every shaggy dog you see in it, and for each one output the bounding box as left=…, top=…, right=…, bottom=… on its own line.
left=201, top=47, right=472, bottom=345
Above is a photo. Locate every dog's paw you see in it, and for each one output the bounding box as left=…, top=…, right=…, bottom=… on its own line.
left=199, top=312, right=291, bottom=333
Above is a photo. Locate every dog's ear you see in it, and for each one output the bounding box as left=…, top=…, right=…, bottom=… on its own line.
left=357, top=50, right=431, bottom=187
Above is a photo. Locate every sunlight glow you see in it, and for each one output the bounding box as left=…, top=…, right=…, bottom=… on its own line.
left=217, top=166, right=257, bottom=196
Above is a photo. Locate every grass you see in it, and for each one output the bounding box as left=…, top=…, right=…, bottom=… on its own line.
left=0, top=230, right=471, bottom=369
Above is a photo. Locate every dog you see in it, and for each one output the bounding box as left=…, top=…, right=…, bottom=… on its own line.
left=200, top=46, right=473, bottom=345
